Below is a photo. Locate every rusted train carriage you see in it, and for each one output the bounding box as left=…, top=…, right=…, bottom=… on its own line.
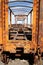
left=0, top=0, right=43, bottom=57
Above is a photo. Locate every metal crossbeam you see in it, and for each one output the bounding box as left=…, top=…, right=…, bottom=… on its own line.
left=9, top=5, right=32, bottom=8
left=8, top=1, right=33, bottom=4
left=9, top=7, right=15, bottom=16
left=28, top=9, right=33, bottom=15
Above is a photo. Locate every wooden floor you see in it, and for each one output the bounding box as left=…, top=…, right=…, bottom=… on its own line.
left=9, top=24, right=32, bottom=40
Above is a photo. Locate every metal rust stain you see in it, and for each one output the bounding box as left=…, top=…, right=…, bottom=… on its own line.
left=0, top=0, right=43, bottom=52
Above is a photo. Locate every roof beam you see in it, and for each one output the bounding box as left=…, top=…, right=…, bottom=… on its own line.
left=9, top=5, right=33, bottom=8
left=8, top=7, right=15, bottom=16
left=28, top=9, right=33, bottom=15
left=7, top=1, right=33, bottom=4
left=14, top=14, right=28, bottom=16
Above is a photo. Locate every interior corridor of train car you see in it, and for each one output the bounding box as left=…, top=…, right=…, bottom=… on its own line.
left=1, top=0, right=43, bottom=65
left=8, top=0, right=33, bottom=41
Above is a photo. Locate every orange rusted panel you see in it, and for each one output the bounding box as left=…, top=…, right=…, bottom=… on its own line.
left=32, top=0, right=40, bottom=48
left=1, top=0, right=8, bottom=45
left=0, top=0, right=3, bottom=44
left=38, top=0, right=43, bottom=52
left=1, top=0, right=43, bottom=53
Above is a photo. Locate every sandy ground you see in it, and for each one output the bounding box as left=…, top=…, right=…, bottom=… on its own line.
left=0, top=58, right=43, bottom=65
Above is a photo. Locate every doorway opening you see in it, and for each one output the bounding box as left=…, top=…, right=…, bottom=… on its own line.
left=8, top=0, right=33, bottom=41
